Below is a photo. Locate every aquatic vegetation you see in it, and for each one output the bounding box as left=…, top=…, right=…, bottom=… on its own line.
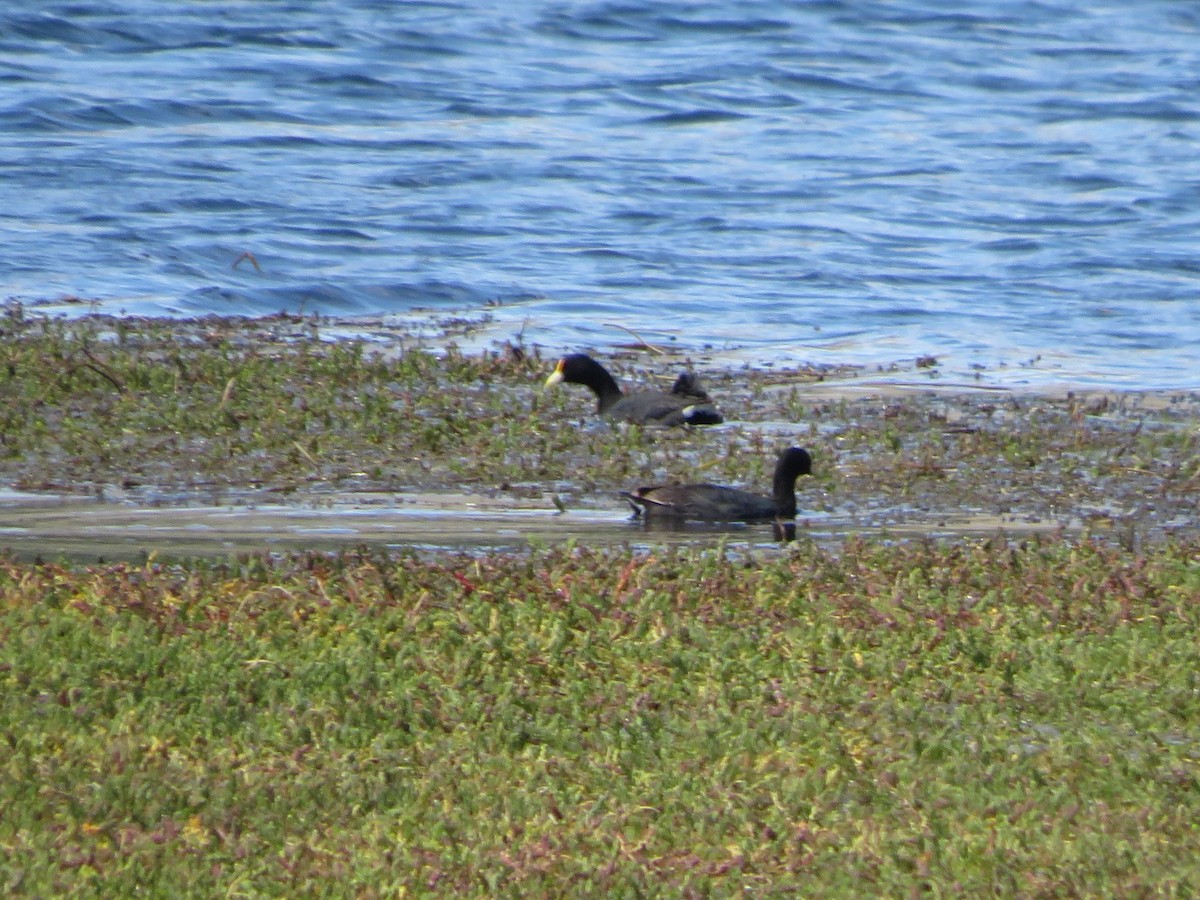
left=1, top=308, right=1198, bottom=543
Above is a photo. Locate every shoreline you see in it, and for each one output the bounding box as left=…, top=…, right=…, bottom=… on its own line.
left=15, top=299, right=1199, bottom=395
left=1, top=307, right=1197, bottom=559
left=4, top=313, right=1200, bottom=896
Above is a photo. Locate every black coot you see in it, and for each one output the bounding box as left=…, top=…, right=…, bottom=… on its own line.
left=623, top=447, right=812, bottom=522
left=544, top=353, right=723, bottom=426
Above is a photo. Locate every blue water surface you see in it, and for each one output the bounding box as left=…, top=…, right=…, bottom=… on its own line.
left=2, top=0, right=1199, bottom=388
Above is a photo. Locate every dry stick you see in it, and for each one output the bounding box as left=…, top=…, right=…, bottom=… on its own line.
left=603, top=322, right=668, bottom=356
left=79, top=346, right=126, bottom=393
left=37, top=356, right=124, bottom=406
left=218, top=376, right=236, bottom=409
left=77, top=362, right=125, bottom=393
left=292, top=441, right=318, bottom=466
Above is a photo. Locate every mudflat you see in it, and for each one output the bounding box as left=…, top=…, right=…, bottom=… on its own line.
left=1, top=307, right=1196, bottom=558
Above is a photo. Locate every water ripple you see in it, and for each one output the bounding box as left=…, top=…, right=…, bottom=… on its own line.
left=1, top=0, right=1198, bottom=388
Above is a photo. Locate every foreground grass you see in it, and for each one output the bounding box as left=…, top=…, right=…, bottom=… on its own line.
left=4, top=537, right=1200, bottom=895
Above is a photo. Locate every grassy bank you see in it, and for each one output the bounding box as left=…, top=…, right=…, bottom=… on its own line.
left=4, top=538, right=1200, bottom=895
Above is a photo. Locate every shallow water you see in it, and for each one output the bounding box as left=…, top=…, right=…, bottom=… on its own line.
left=0, top=492, right=1083, bottom=563
left=3, top=1, right=1200, bottom=388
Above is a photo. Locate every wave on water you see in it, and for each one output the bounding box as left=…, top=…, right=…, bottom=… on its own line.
left=2, top=1, right=1199, bottom=389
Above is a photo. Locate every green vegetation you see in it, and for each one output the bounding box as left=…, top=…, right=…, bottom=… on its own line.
left=1, top=307, right=1198, bottom=538
left=3, top=309, right=1200, bottom=894
left=3, top=538, right=1200, bottom=895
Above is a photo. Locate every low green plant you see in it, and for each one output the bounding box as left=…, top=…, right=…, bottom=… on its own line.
left=3, top=537, right=1200, bottom=895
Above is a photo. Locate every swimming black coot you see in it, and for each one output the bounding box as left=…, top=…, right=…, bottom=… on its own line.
left=623, top=447, right=812, bottom=522
left=544, top=353, right=723, bottom=426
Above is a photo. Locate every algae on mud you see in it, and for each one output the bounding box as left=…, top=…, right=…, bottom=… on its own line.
left=1, top=307, right=1198, bottom=554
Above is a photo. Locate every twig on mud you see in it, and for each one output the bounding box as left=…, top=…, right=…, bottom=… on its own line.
left=603, top=322, right=668, bottom=356
left=79, top=346, right=126, bottom=393
left=218, top=376, right=236, bottom=409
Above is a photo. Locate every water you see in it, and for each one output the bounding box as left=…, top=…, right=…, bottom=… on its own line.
left=2, top=0, right=1199, bottom=389
left=0, top=490, right=1074, bottom=563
